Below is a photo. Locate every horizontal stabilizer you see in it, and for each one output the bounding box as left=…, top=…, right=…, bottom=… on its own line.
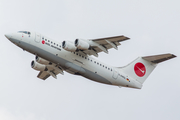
left=142, top=54, right=176, bottom=64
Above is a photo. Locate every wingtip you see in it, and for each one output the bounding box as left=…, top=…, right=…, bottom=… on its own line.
left=171, top=54, right=177, bottom=58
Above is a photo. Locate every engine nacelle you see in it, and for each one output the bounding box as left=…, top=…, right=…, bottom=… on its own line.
left=62, top=41, right=77, bottom=52
left=75, top=39, right=90, bottom=50
left=31, top=60, right=48, bottom=71
left=35, top=56, right=51, bottom=65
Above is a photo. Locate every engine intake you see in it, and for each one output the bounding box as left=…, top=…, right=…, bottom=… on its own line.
left=75, top=39, right=90, bottom=50
left=31, top=60, right=48, bottom=71
left=62, top=41, right=77, bottom=52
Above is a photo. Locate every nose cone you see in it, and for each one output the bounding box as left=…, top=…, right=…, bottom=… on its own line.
left=4, top=33, right=12, bottom=39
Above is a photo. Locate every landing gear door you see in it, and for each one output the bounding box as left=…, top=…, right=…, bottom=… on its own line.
left=35, top=32, right=41, bottom=43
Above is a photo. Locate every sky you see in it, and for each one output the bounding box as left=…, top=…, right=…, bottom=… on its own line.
left=0, top=0, right=180, bottom=120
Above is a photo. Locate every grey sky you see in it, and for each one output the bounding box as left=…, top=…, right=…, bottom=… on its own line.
left=0, top=0, right=180, bottom=120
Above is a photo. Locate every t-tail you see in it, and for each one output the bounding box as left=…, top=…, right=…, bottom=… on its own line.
left=119, top=54, right=176, bottom=89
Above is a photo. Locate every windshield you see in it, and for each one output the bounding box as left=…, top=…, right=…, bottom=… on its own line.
left=18, top=31, right=31, bottom=34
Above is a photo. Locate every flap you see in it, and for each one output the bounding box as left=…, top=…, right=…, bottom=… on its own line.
left=37, top=71, right=50, bottom=80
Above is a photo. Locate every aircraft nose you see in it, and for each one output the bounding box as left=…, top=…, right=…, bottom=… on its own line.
left=4, top=33, right=12, bottom=39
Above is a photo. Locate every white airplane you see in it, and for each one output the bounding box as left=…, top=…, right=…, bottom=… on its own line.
left=5, top=31, right=176, bottom=89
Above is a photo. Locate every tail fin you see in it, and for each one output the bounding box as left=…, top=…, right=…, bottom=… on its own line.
left=120, top=54, right=176, bottom=84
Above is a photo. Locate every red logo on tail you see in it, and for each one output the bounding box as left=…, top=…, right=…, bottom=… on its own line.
left=134, top=63, right=146, bottom=77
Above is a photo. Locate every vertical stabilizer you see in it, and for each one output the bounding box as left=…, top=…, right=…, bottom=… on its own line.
left=120, top=54, right=176, bottom=84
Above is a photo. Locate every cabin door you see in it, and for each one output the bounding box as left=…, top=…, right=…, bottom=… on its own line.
left=35, top=32, right=41, bottom=43
left=112, top=69, right=118, bottom=79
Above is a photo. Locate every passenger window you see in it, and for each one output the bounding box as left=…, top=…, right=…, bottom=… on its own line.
left=97, top=63, right=99, bottom=65
left=45, top=39, right=47, bottom=41
left=48, top=40, right=50, bottom=42
left=42, top=37, right=44, bottom=40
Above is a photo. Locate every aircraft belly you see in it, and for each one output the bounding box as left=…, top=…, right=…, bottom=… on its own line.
left=65, top=62, right=112, bottom=85
left=82, top=69, right=112, bottom=85
left=65, top=62, right=86, bottom=75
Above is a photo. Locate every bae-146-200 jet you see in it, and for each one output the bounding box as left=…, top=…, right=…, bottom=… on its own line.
left=5, top=31, right=176, bottom=89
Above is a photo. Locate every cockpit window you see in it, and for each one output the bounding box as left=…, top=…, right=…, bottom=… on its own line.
left=18, top=31, right=31, bottom=34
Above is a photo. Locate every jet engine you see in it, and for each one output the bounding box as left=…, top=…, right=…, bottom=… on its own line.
left=31, top=60, right=48, bottom=71
left=62, top=41, right=77, bottom=52
left=35, top=56, right=51, bottom=65
left=75, top=39, right=90, bottom=50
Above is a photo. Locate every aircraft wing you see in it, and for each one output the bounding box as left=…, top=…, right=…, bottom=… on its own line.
left=37, top=65, right=64, bottom=80
left=78, top=35, right=130, bottom=57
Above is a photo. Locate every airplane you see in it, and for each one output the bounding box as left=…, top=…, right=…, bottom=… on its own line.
left=4, top=31, right=176, bottom=89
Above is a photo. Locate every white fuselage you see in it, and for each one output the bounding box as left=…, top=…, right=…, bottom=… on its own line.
left=5, top=31, right=142, bottom=89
